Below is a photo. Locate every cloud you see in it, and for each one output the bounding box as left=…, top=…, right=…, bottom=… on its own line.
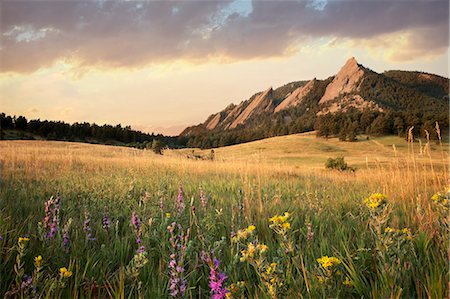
left=328, top=23, right=449, bottom=62
left=1, top=0, right=448, bottom=73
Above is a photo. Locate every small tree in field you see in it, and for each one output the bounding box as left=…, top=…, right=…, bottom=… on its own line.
left=325, top=157, right=354, bottom=172
left=151, top=139, right=164, bottom=155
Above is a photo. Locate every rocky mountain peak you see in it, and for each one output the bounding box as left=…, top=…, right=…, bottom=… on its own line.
left=319, top=57, right=365, bottom=104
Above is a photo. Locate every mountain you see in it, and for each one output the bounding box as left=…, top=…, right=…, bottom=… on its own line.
left=181, top=57, right=448, bottom=148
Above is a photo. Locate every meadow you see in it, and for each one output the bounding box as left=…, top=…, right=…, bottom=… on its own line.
left=0, top=133, right=448, bottom=298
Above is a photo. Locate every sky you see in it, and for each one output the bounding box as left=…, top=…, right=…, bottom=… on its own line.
left=1, top=0, right=449, bottom=136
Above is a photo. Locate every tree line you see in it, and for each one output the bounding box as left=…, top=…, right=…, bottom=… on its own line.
left=314, top=109, right=448, bottom=141
left=2, top=108, right=447, bottom=150
left=0, top=113, right=186, bottom=149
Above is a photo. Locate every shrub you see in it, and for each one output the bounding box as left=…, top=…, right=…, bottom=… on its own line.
left=325, top=156, right=354, bottom=172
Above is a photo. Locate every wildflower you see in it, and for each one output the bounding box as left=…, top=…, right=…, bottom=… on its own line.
left=269, top=212, right=291, bottom=235
left=59, top=267, right=73, bottom=278
left=62, top=219, right=72, bottom=252
left=42, top=195, right=61, bottom=239
left=240, top=242, right=267, bottom=262
left=316, top=275, right=328, bottom=284
left=18, top=237, right=30, bottom=243
left=227, top=281, right=245, bottom=298
left=343, top=276, right=354, bottom=287
left=431, top=191, right=449, bottom=209
left=384, top=226, right=413, bottom=240
left=307, top=223, right=314, bottom=241
left=200, top=188, right=207, bottom=209
left=266, top=262, right=277, bottom=275
left=131, top=211, right=141, bottom=232
left=34, top=255, right=43, bottom=267
left=317, top=256, right=341, bottom=269
left=257, top=243, right=268, bottom=253
left=131, top=212, right=145, bottom=253
left=168, top=222, right=189, bottom=298
left=177, top=184, right=185, bottom=215
left=269, top=212, right=290, bottom=224
left=159, top=197, right=164, bottom=211
left=21, top=275, right=33, bottom=289
left=102, top=214, right=111, bottom=230
left=363, top=193, right=387, bottom=210
left=207, top=256, right=229, bottom=299
left=232, top=225, right=256, bottom=242
left=166, top=213, right=171, bottom=218
left=83, top=212, right=96, bottom=241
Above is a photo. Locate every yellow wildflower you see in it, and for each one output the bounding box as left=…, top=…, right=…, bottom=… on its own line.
left=18, top=237, right=30, bottom=243
left=282, top=222, right=291, bottom=229
left=233, top=225, right=256, bottom=242
left=431, top=191, right=449, bottom=209
left=363, top=193, right=387, bottom=210
left=59, top=267, right=73, bottom=278
left=343, top=276, right=354, bottom=287
left=257, top=243, right=268, bottom=253
left=269, top=215, right=279, bottom=223
left=316, top=275, right=328, bottom=284
left=431, top=193, right=441, bottom=202
left=247, top=243, right=256, bottom=255
left=317, top=256, right=341, bottom=269
left=266, top=262, right=277, bottom=274
left=269, top=212, right=290, bottom=224
left=165, top=213, right=171, bottom=218
left=34, top=255, right=43, bottom=267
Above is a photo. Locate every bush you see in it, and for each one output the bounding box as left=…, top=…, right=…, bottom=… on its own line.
left=150, top=139, right=164, bottom=155
left=325, top=157, right=354, bottom=172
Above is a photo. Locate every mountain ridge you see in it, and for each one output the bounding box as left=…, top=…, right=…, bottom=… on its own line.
left=181, top=57, right=448, bottom=139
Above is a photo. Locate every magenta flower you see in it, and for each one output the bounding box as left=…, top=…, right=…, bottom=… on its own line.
left=204, top=252, right=228, bottom=299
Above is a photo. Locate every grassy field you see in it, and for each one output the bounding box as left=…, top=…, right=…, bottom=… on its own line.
left=0, top=133, right=448, bottom=298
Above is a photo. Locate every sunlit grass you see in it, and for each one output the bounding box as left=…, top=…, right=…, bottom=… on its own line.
left=0, top=135, right=448, bottom=298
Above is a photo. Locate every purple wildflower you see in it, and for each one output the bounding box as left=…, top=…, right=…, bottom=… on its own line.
left=177, top=184, right=184, bottom=215
left=0, top=235, right=3, bottom=241
left=42, top=195, right=61, bottom=239
left=307, top=223, right=314, bottom=242
left=21, top=275, right=32, bottom=290
left=48, top=216, right=58, bottom=239
left=200, top=188, right=207, bottom=209
left=204, top=252, right=228, bottom=299
left=131, top=212, right=145, bottom=253
left=159, top=197, right=164, bottom=211
left=168, top=222, right=189, bottom=298
left=63, top=230, right=70, bottom=249
left=131, top=212, right=141, bottom=232
left=60, top=219, right=72, bottom=253
left=102, top=214, right=111, bottom=230
left=83, top=212, right=96, bottom=241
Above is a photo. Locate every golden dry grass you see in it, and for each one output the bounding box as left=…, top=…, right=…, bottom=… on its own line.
left=1, top=134, right=447, bottom=211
